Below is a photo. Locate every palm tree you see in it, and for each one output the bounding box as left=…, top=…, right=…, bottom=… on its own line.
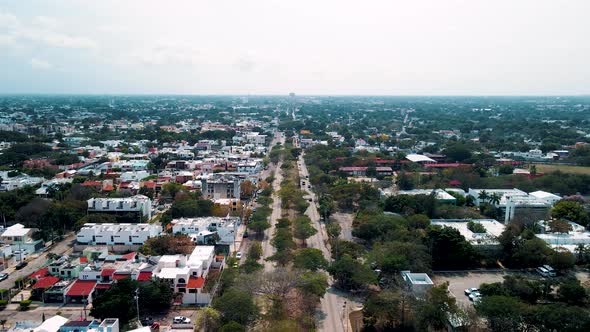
left=489, top=192, right=501, bottom=206
left=477, top=190, right=489, bottom=204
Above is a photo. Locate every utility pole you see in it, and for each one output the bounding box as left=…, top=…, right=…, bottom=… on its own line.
left=134, top=288, right=140, bottom=325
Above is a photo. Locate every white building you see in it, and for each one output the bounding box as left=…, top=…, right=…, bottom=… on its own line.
left=537, top=221, right=590, bottom=252
left=401, top=271, right=433, bottom=296
left=237, top=160, right=262, bottom=175
left=467, top=188, right=553, bottom=224
left=0, top=175, right=44, bottom=192
left=76, top=223, right=162, bottom=246
left=201, top=174, right=241, bottom=200
left=382, top=188, right=457, bottom=204
left=171, top=216, right=240, bottom=246
left=430, top=219, right=506, bottom=247
left=152, top=246, right=215, bottom=305
left=87, top=195, right=152, bottom=220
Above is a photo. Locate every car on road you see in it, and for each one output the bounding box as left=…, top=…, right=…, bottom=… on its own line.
left=236, top=252, right=242, bottom=259
left=464, top=287, right=479, bottom=296
left=15, top=261, right=28, bottom=270
left=243, top=231, right=249, bottom=238
left=0, top=273, right=8, bottom=281
left=173, top=316, right=191, bottom=324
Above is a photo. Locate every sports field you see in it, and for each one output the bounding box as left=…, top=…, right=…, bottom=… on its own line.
left=535, top=164, right=590, bottom=175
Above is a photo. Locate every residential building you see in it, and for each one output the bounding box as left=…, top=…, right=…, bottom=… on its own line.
left=76, top=223, right=162, bottom=246
left=152, top=246, right=215, bottom=305
left=201, top=174, right=241, bottom=200
left=87, top=195, right=152, bottom=220
left=171, top=216, right=240, bottom=245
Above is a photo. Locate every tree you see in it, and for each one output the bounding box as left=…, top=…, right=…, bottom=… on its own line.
left=363, top=290, right=406, bottom=331
left=240, top=181, right=255, bottom=200
left=552, top=200, right=590, bottom=226
left=427, top=226, right=478, bottom=270
left=558, top=278, right=587, bottom=305
left=476, top=295, right=529, bottom=332
left=293, top=216, right=317, bottom=244
left=396, top=172, right=415, bottom=190
left=212, top=289, right=258, bottom=325
left=296, top=271, right=328, bottom=298
left=548, top=250, right=576, bottom=271
left=247, top=241, right=263, bottom=261
left=415, top=282, right=458, bottom=331
left=247, top=219, right=271, bottom=235
left=477, top=190, right=489, bottom=204
left=498, top=164, right=514, bottom=175
left=195, top=307, right=221, bottom=332
left=91, top=279, right=172, bottom=326
left=293, top=248, right=328, bottom=271
left=548, top=219, right=573, bottom=233
left=443, top=143, right=472, bottom=162
left=511, top=237, right=551, bottom=268
left=530, top=303, right=590, bottom=332
left=328, top=254, right=377, bottom=290
left=139, top=234, right=194, bottom=256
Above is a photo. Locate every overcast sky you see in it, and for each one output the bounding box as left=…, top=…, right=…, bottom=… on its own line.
left=1, top=0, right=589, bottom=95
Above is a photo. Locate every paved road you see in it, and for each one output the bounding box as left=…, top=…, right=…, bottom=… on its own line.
left=0, top=233, right=76, bottom=290
left=298, top=151, right=351, bottom=332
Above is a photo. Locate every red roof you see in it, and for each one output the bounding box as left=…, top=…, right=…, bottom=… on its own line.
left=136, top=271, right=152, bottom=281
left=95, top=283, right=112, bottom=289
left=29, top=268, right=49, bottom=280
left=100, top=269, right=116, bottom=277
left=113, top=273, right=131, bottom=280
left=66, top=280, right=96, bottom=296
left=122, top=252, right=136, bottom=261
left=81, top=181, right=102, bottom=187
left=424, top=163, right=469, bottom=168
left=79, top=257, right=88, bottom=264
left=187, top=277, right=205, bottom=289
left=32, top=276, right=60, bottom=289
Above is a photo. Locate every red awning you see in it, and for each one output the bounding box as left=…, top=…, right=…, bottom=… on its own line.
left=100, top=269, right=116, bottom=277
left=136, top=271, right=152, bottom=281
left=79, top=257, right=88, bottom=263
left=95, top=283, right=112, bottom=289
left=112, top=274, right=131, bottom=280
left=66, top=280, right=96, bottom=297
left=32, top=276, right=60, bottom=289
left=187, top=277, right=205, bottom=289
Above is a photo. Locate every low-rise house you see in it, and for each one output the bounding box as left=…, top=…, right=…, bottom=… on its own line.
left=153, top=246, right=215, bottom=305
left=0, top=223, right=44, bottom=253
left=87, top=195, right=152, bottom=220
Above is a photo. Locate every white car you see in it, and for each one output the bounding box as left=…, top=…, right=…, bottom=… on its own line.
left=469, top=292, right=482, bottom=301
left=173, top=316, right=191, bottom=324
left=236, top=252, right=242, bottom=259
left=464, top=287, right=479, bottom=296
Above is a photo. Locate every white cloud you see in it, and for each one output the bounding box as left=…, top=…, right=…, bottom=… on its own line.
left=0, top=11, right=19, bottom=28
left=32, top=16, right=60, bottom=30
left=30, top=57, right=53, bottom=70
left=0, top=10, right=96, bottom=50
left=0, top=34, right=16, bottom=47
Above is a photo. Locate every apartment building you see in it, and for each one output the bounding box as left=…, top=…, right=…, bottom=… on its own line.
left=171, top=216, right=240, bottom=245
left=201, top=174, right=241, bottom=200
left=87, top=195, right=152, bottom=220
left=76, top=223, right=162, bottom=246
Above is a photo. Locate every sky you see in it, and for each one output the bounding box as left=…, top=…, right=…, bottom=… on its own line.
left=0, top=0, right=589, bottom=95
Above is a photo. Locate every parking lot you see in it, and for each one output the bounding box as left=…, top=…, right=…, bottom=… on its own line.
left=432, top=271, right=509, bottom=307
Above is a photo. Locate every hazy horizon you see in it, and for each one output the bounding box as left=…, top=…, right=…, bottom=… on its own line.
left=1, top=0, right=589, bottom=95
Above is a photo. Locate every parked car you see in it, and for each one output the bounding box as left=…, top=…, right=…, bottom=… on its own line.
left=0, top=273, right=8, bottom=281
left=173, top=316, right=191, bottom=324
left=236, top=252, right=242, bottom=259
left=464, top=287, right=479, bottom=296
left=469, top=292, right=482, bottom=301
left=15, top=261, right=28, bottom=270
